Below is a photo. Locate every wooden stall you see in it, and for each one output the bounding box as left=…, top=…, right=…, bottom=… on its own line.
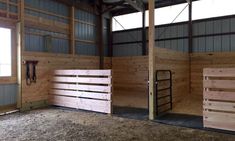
left=49, top=69, right=112, bottom=114
left=21, top=52, right=111, bottom=110
left=112, top=47, right=189, bottom=111
left=203, top=68, right=235, bottom=131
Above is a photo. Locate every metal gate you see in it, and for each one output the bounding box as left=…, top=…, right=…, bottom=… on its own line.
left=156, top=70, right=172, bottom=116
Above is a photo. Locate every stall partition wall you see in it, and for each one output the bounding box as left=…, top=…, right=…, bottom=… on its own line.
left=0, top=0, right=111, bottom=111
left=191, top=52, right=235, bottom=96
left=112, top=14, right=235, bottom=110
left=21, top=52, right=111, bottom=111
left=112, top=47, right=189, bottom=109
left=203, top=68, right=235, bottom=131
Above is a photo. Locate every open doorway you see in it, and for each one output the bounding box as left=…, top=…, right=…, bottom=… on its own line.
left=155, top=69, right=203, bottom=129
left=0, top=27, right=18, bottom=115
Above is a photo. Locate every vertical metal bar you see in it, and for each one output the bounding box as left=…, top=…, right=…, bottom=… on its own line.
left=108, top=16, right=113, bottom=57
left=188, top=0, right=193, bottom=53
left=188, top=0, right=193, bottom=96
left=70, top=6, right=75, bottom=55
left=169, top=71, right=173, bottom=110
left=98, top=0, right=104, bottom=69
left=142, top=7, right=146, bottom=55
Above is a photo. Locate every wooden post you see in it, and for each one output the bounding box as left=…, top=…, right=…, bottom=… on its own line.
left=70, top=6, right=75, bottom=55
left=17, top=0, right=25, bottom=109
left=148, top=0, right=156, bottom=120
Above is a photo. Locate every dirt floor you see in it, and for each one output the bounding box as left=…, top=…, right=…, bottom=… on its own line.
left=0, top=108, right=235, bottom=141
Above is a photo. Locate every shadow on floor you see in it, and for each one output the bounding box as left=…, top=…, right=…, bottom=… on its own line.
left=113, top=106, right=149, bottom=120
left=155, top=113, right=203, bottom=129
left=155, top=113, right=235, bottom=135
left=113, top=107, right=235, bottom=135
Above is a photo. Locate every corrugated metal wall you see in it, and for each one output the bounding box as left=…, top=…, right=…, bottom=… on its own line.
left=0, top=84, right=17, bottom=106
left=193, top=16, right=235, bottom=52
left=113, top=23, right=189, bottom=56
left=24, top=0, right=70, bottom=54
left=75, top=8, right=98, bottom=55
left=112, top=15, right=235, bottom=56
left=23, top=0, right=110, bottom=56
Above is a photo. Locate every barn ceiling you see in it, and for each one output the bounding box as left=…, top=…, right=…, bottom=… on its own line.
left=106, top=0, right=198, bottom=16
left=56, top=0, right=197, bottom=16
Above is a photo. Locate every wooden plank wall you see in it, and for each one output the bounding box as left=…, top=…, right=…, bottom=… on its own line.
left=21, top=51, right=111, bottom=109
left=203, top=68, right=235, bottom=131
left=49, top=70, right=112, bottom=114
left=191, top=52, right=235, bottom=96
left=112, top=47, right=189, bottom=109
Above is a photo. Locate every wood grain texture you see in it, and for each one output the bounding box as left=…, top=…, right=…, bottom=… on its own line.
left=112, top=47, right=189, bottom=109
left=21, top=51, right=111, bottom=108
left=49, top=69, right=112, bottom=114
left=191, top=52, right=235, bottom=96
left=203, top=68, right=235, bottom=131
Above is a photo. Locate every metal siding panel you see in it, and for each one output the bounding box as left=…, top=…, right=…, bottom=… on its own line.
left=231, top=35, right=235, bottom=51
left=183, top=24, right=188, bottom=37
left=231, top=18, right=235, bottom=32
left=222, top=35, right=230, bottom=52
left=177, top=24, right=184, bottom=37
left=222, top=19, right=230, bottom=33
left=177, top=39, right=184, bottom=52
left=213, top=20, right=222, bottom=34
left=193, top=22, right=199, bottom=36
left=198, top=22, right=206, bottom=35
left=206, top=21, right=214, bottom=34
left=198, top=37, right=206, bottom=52
left=165, top=27, right=171, bottom=38
left=183, top=39, right=188, bottom=52
left=0, top=84, right=17, bottom=106
left=213, top=36, right=222, bottom=52
left=171, top=26, right=177, bottom=38
left=171, top=40, right=177, bottom=51
left=165, top=40, right=171, bottom=49
left=205, top=36, right=214, bottom=52
left=157, top=27, right=165, bottom=39
left=193, top=38, right=198, bottom=52
left=159, top=41, right=164, bottom=48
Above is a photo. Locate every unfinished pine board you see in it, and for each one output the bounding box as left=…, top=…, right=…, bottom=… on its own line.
left=171, top=94, right=202, bottom=116
left=112, top=47, right=189, bottom=109
left=49, top=69, right=112, bottom=114
left=21, top=51, right=111, bottom=109
left=203, top=68, right=235, bottom=131
left=190, top=52, right=235, bottom=96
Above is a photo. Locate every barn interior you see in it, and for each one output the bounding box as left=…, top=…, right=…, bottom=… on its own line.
left=1, top=0, right=235, bottom=140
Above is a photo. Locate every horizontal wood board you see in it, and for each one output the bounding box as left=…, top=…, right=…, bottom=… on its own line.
left=203, top=68, right=235, bottom=131
left=49, top=69, right=112, bottom=114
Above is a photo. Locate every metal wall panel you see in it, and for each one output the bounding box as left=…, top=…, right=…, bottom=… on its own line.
left=25, top=27, right=69, bottom=54
left=113, top=22, right=189, bottom=56
left=75, top=41, right=98, bottom=56
left=25, top=0, right=69, bottom=23
left=192, top=16, right=235, bottom=52
left=74, top=8, right=100, bottom=56
left=0, top=84, right=17, bottom=106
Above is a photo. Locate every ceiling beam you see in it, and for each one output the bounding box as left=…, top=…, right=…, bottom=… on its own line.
left=112, top=0, right=198, bottom=16
left=124, top=0, right=144, bottom=12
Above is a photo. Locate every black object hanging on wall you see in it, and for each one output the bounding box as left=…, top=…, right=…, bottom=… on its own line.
left=23, top=60, right=39, bottom=86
